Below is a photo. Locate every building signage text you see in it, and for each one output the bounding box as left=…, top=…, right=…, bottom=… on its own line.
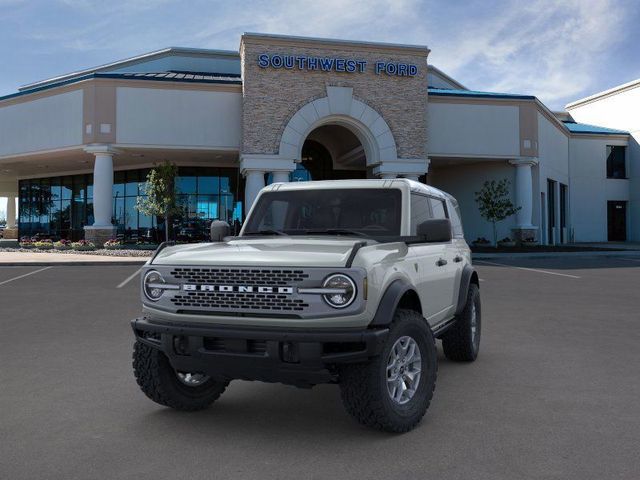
left=258, top=53, right=418, bottom=77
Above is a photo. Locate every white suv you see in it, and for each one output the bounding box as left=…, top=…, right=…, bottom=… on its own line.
left=131, top=179, right=481, bottom=432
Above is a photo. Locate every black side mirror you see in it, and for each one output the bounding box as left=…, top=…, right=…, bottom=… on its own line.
left=210, top=220, right=230, bottom=242
left=416, top=218, right=452, bottom=242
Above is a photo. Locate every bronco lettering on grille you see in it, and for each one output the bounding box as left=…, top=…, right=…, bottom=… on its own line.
left=182, top=285, right=295, bottom=294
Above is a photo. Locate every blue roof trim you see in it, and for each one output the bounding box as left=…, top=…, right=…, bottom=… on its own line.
left=0, top=72, right=242, bottom=102
left=428, top=87, right=535, bottom=100
left=562, top=121, right=628, bottom=135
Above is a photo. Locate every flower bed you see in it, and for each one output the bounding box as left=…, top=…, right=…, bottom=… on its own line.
left=103, top=239, right=124, bottom=250
left=71, top=240, right=96, bottom=251
left=54, top=239, right=72, bottom=251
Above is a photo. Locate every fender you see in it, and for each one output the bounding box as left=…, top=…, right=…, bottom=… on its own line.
left=455, top=265, right=479, bottom=315
left=370, top=279, right=416, bottom=327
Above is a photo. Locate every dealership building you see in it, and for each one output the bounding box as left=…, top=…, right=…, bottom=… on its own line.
left=0, top=33, right=637, bottom=245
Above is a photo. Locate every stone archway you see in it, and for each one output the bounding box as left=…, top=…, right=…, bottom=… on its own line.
left=278, top=86, right=398, bottom=167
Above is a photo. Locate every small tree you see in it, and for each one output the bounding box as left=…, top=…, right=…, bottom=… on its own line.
left=474, top=179, right=521, bottom=246
left=136, top=161, right=181, bottom=242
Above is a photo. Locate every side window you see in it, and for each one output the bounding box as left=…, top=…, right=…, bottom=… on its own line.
left=410, top=194, right=432, bottom=234
left=429, top=197, right=448, bottom=220
left=447, top=198, right=464, bottom=238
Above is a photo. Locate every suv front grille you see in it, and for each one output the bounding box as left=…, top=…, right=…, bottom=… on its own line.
left=170, top=291, right=309, bottom=311
left=170, top=267, right=309, bottom=286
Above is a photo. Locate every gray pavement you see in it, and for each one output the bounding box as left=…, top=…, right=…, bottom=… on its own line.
left=1, top=258, right=639, bottom=479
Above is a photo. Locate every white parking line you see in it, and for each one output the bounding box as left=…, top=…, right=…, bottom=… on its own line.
left=0, top=266, right=53, bottom=286
left=475, top=260, right=581, bottom=279
left=117, top=267, right=142, bottom=289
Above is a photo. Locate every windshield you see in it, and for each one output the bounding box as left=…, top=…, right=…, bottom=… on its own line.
left=242, top=188, right=402, bottom=238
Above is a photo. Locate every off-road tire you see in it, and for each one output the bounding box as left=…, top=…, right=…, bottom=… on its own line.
left=442, top=283, right=481, bottom=362
left=338, top=309, right=437, bottom=433
left=133, top=341, right=229, bottom=411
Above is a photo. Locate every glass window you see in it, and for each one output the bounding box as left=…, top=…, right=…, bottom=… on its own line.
left=61, top=177, right=72, bottom=200
left=113, top=171, right=125, bottom=198
left=447, top=197, right=464, bottom=238
left=606, top=146, right=626, bottom=179
left=197, top=176, right=219, bottom=195
left=125, top=171, right=140, bottom=196
left=429, top=198, right=448, bottom=219
left=410, top=194, right=432, bottom=235
left=244, top=188, right=402, bottom=238
left=125, top=196, right=138, bottom=231
left=176, top=175, right=197, bottom=194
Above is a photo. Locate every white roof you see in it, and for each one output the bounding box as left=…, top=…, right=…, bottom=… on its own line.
left=264, top=178, right=449, bottom=198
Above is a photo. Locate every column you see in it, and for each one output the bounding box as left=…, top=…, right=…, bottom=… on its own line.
left=403, top=175, right=420, bottom=181
left=84, top=145, right=118, bottom=245
left=378, top=173, right=397, bottom=179
left=509, top=158, right=539, bottom=241
left=6, top=195, right=16, bottom=229
left=271, top=171, right=290, bottom=184
left=244, top=170, right=265, bottom=212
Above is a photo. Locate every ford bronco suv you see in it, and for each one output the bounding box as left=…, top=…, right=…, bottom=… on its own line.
left=131, top=179, right=480, bottom=432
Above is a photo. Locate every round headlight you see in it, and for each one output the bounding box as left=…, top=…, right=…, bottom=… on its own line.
left=143, top=270, right=165, bottom=301
left=322, top=274, right=356, bottom=308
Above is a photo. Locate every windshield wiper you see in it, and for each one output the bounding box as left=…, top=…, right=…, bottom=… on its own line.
left=303, top=229, right=370, bottom=238
left=243, top=229, right=288, bottom=236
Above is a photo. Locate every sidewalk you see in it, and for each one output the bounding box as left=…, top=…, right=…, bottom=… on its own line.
left=0, top=251, right=149, bottom=266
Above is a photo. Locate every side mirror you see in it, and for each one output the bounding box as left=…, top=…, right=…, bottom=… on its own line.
left=417, top=218, right=452, bottom=242
left=210, top=220, right=230, bottom=242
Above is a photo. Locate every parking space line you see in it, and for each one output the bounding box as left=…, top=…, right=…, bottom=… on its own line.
left=474, top=260, right=581, bottom=279
left=0, top=266, right=53, bottom=286
left=117, top=267, right=142, bottom=289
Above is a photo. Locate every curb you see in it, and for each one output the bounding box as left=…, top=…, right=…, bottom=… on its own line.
left=0, top=260, right=148, bottom=266
left=473, top=251, right=640, bottom=260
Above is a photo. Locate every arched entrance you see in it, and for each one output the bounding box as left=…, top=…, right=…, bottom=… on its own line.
left=294, top=124, right=367, bottom=181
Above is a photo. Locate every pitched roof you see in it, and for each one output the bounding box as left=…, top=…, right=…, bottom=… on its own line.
left=428, top=87, right=535, bottom=100
left=562, top=121, right=629, bottom=135
left=0, top=71, right=241, bottom=103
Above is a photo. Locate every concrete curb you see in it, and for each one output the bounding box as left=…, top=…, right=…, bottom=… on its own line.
left=0, top=260, right=148, bottom=266
left=473, top=250, right=640, bottom=260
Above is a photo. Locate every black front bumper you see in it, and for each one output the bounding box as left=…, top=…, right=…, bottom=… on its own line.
left=131, top=317, right=389, bottom=387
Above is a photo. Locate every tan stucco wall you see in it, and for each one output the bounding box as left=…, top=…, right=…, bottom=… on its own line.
left=240, top=35, right=429, bottom=159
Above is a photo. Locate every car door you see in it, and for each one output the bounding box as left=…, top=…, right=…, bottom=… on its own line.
left=408, top=194, right=452, bottom=325
left=426, top=196, right=459, bottom=322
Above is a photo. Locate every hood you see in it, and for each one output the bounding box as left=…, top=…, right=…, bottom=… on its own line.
left=151, top=237, right=368, bottom=267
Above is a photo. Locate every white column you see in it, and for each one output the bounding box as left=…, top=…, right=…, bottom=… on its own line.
left=6, top=195, right=16, bottom=228
left=404, top=175, right=420, bottom=181
left=244, top=170, right=265, bottom=212
left=91, top=152, right=115, bottom=227
left=271, top=171, right=290, bottom=184
left=378, top=173, right=397, bottom=179
left=509, top=158, right=538, bottom=228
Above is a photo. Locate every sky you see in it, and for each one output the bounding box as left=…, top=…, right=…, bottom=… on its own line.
left=0, top=0, right=639, bottom=217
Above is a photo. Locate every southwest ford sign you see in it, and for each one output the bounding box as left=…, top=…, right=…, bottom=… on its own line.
left=258, top=53, right=418, bottom=77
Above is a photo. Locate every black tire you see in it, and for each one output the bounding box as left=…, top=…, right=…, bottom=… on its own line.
left=132, top=341, right=229, bottom=411
left=338, top=309, right=437, bottom=433
left=442, top=283, right=481, bottom=362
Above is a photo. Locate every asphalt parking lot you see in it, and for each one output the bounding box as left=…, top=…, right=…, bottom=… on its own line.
left=1, top=257, right=639, bottom=479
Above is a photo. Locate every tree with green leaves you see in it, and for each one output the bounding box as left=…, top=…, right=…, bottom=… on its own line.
left=136, top=161, right=181, bottom=242
left=474, top=179, right=521, bottom=246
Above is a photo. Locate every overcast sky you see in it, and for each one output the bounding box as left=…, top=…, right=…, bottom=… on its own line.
left=1, top=0, right=639, bottom=216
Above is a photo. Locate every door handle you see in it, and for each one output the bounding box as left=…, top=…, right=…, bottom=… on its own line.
left=454, top=256, right=463, bottom=263
left=436, top=258, right=448, bottom=267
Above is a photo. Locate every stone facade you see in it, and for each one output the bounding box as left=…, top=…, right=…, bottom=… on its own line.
left=240, top=34, right=429, bottom=160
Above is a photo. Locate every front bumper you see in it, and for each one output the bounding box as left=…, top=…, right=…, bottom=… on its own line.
left=131, top=317, right=389, bottom=387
